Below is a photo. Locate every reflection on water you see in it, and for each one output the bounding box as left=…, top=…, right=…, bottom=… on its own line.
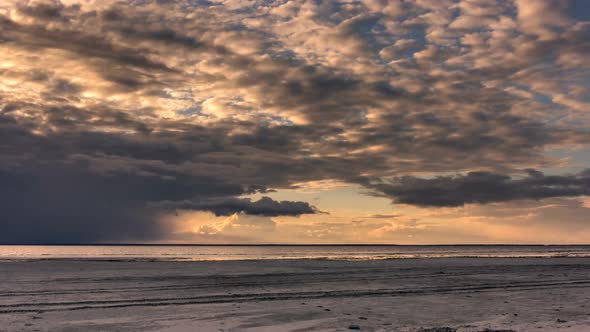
left=1, top=245, right=590, bottom=261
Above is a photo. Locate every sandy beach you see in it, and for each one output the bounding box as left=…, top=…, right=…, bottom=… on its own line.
left=1, top=258, right=590, bottom=331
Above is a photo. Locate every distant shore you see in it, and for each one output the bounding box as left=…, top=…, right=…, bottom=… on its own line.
left=1, top=257, right=590, bottom=331
left=3, top=244, right=590, bottom=262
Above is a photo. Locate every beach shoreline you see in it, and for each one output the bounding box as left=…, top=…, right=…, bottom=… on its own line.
left=1, top=257, right=590, bottom=331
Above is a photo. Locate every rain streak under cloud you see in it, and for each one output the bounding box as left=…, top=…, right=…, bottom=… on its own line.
left=0, top=0, right=589, bottom=244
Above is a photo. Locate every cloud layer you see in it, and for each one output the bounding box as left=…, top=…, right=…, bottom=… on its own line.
left=0, top=0, right=588, bottom=243
left=371, top=169, right=590, bottom=207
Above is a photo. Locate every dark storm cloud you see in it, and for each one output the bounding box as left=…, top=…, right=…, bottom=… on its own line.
left=0, top=163, right=165, bottom=244
left=0, top=102, right=319, bottom=243
left=371, top=170, right=590, bottom=207
left=162, top=196, right=318, bottom=217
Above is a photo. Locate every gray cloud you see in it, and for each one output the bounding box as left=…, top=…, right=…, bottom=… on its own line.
left=162, top=196, right=318, bottom=217
left=371, top=170, right=590, bottom=207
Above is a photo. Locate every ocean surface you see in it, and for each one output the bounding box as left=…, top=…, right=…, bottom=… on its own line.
left=1, top=245, right=590, bottom=261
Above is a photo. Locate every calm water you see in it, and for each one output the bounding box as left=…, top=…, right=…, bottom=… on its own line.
left=1, top=245, right=590, bottom=261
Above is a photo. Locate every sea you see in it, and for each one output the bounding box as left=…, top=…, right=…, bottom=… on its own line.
left=1, top=245, right=590, bottom=262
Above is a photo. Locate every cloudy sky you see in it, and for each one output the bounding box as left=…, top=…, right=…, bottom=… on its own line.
left=0, top=0, right=589, bottom=244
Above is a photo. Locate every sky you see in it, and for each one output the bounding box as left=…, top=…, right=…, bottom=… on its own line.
left=0, top=0, right=589, bottom=244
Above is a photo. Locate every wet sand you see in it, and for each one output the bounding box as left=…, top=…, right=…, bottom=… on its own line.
left=1, top=258, right=590, bottom=331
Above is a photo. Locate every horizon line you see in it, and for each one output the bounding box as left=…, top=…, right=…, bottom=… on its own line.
left=2, top=243, right=590, bottom=246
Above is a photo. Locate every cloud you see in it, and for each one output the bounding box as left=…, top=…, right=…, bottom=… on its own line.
left=162, top=196, right=319, bottom=217
left=0, top=0, right=588, bottom=243
left=515, top=0, right=572, bottom=39
left=371, top=169, right=590, bottom=207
